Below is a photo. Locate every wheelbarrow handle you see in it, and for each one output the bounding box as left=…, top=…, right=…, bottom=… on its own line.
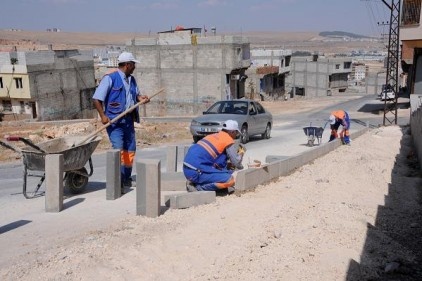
left=5, top=135, right=20, bottom=141
left=0, top=140, right=22, bottom=154
left=75, top=88, right=165, bottom=147
left=4, top=135, right=46, bottom=153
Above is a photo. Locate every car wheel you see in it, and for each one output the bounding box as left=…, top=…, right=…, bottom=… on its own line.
left=262, top=124, right=271, bottom=139
left=240, top=125, right=249, bottom=144
left=193, top=136, right=201, bottom=143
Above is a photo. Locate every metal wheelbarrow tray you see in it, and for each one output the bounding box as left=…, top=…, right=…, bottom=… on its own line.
left=2, top=135, right=101, bottom=198
left=303, top=126, right=324, bottom=147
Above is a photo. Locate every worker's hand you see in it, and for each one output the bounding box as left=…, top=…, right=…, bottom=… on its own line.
left=227, top=162, right=235, bottom=170
left=100, top=115, right=110, bottom=125
left=139, top=95, right=150, bottom=104
left=237, top=144, right=246, bottom=155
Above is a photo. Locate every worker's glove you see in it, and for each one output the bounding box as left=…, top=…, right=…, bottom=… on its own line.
left=227, top=162, right=235, bottom=170
left=237, top=144, right=246, bottom=156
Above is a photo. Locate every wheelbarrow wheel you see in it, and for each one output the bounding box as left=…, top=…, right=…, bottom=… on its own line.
left=307, top=139, right=315, bottom=147
left=65, top=167, right=88, bottom=194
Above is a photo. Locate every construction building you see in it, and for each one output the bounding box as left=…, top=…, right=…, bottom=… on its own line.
left=125, top=27, right=251, bottom=116
left=289, top=55, right=352, bottom=97
left=0, top=47, right=96, bottom=121
left=246, top=48, right=292, bottom=100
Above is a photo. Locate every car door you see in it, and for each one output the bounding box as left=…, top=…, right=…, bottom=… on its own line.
left=247, top=102, right=259, bottom=135
left=253, top=102, right=268, bottom=134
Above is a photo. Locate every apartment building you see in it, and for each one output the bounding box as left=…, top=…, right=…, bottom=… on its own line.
left=0, top=48, right=96, bottom=121
left=351, top=63, right=369, bottom=81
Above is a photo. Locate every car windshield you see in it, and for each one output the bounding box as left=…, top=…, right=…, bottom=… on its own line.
left=205, top=101, right=249, bottom=115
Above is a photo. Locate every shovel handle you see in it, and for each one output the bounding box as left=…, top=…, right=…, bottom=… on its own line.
left=76, top=88, right=165, bottom=146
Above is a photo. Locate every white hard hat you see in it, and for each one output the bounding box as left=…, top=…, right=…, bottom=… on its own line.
left=329, top=114, right=336, bottom=125
left=117, top=52, right=140, bottom=63
left=223, top=120, right=240, bottom=133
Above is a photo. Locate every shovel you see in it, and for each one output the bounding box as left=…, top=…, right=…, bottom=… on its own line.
left=74, top=88, right=165, bottom=147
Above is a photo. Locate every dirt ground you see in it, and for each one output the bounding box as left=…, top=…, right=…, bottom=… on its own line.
left=0, top=119, right=192, bottom=163
left=1, top=97, right=422, bottom=280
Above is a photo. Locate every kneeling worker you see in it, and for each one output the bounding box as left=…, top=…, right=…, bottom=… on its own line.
left=183, top=120, right=245, bottom=193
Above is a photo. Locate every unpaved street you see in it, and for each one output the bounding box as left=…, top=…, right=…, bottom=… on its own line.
left=1, top=125, right=421, bottom=280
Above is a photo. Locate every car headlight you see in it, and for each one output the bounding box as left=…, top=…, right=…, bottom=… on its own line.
left=191, top=120, right=201, bottom=126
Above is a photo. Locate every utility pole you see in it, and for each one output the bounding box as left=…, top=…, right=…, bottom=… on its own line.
left=382, top=0, right=401, bottom=125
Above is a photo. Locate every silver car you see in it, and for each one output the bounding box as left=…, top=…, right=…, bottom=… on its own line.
left=190, top=99, right=273, bottom=144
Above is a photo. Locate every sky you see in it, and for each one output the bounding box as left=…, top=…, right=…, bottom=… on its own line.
left=1, top=0, right=392, bottom=37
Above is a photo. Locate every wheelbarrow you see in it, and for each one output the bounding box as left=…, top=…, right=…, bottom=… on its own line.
left=303, top=124, right=324, bottom=147
left=0, top=135, right=101, bottom=199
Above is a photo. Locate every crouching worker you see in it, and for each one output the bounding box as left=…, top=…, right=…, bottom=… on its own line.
left=183, top=120, right=245, bottom=194
left=328, top=110, right=351, bottom=145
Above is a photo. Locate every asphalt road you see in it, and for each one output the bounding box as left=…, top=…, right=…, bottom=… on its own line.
left=0, top=94, right=410, bottom=201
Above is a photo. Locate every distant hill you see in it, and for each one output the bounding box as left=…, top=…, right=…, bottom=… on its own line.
left=319, top=31, right=372, bottom=39
left=0, top=29, right=382, bottom=54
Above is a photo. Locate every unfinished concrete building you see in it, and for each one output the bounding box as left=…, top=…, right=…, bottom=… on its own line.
left=246, top=48, right=292, bottom=100
left=289, top=55, right=352, bottom=97
left=126, top=28, right=251, bottom=116
left=0, top=48, right=96, bottom=121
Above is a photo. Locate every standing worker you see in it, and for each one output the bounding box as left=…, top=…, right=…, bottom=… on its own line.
left=183, top=120, right=245, bottom=193
left=329, top=110, right=351, bottom=145
left=93, top=52, right=150, bottom=193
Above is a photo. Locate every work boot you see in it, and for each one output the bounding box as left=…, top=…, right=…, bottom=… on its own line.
left=186, top=181, right=198, bottom=192
left=123, top=179, right=133, bottom=188
left=227, top=187, right=235, bottom=195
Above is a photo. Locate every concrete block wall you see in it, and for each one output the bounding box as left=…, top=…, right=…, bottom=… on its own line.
left=0, top=52, right=11, bottom=66
left=128, top=35, right=250, bottom=116
left=25, top=54, right=96, bottom=121
left=410, top=94, right=422, bottom=171
left=160, top=49, right=194, bottom=69
left=23, top=51, right=55, bottom=65
left=291, top=58, right=350, bottom=97
left=197, top=48, right=225, bottom=68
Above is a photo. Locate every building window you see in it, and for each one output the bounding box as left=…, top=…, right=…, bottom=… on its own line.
left=402, top=0, right=421, bottom=25
left=344, top=62, right=351, bottom=69
left=285, top=56, right=291, bottom=67
left=0, top=77, right=3, bottom=88
left=20, top=101, right=25, bottom=113
left=335, top=64, right=340, bottom=69
left=2, top=100, right=12, bottom=112
left=14, top=78, right=23, bottom=89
